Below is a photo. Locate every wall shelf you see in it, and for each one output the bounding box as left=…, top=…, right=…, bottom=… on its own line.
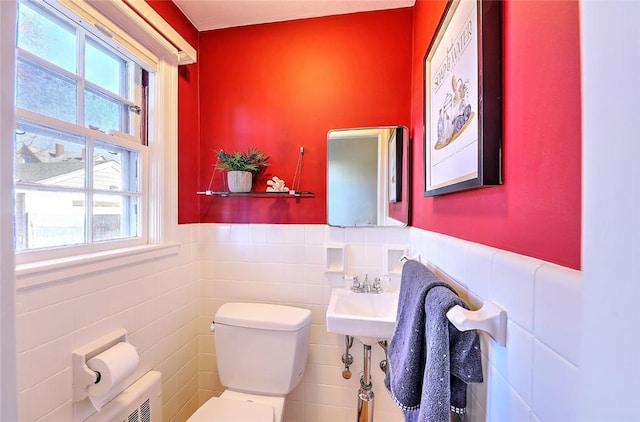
left=197, top=190, right=314, bottom=198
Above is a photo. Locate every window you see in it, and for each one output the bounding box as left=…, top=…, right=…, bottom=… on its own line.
left=14, top=0, right=151, bottom=258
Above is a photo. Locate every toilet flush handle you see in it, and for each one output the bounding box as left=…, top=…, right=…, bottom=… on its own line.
left=210, top=320, right=216, bottom=332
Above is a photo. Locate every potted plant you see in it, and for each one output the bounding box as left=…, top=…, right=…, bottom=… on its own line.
left=215, top=147, right=270, bottom=192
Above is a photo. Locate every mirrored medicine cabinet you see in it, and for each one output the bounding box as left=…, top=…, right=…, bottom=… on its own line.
left=327, top=126, right=410, bottom=227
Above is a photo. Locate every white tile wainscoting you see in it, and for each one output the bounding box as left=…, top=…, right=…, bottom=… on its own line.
left=15, top=225, right=200, bottom=422
left=408, top=229, right=581, bottom=422
left=197, top=224, right=409, bottom=422
left=13, top=223, right=580, bottom=422
left=198, top=224, right=581, bottom=422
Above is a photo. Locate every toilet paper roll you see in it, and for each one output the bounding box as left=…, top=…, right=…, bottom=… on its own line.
left=86, top=342, right=139, bottom=411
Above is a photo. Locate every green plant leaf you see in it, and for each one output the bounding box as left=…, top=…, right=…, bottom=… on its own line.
left=214, top=147, right=270, bottom=172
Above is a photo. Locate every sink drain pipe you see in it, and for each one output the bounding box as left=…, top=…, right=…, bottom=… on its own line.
left=342, top=335, right=354, bottom=379
left=357, top=344, right=374, bottom=422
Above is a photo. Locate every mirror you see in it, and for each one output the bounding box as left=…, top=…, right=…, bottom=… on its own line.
left=327, top=126, right=410, bottom=227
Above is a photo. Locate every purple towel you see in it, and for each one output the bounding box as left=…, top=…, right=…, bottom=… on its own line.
left=385, top=260, right=483, bottom=422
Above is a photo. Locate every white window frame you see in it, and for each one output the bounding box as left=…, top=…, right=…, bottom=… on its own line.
left=0, top=2, right=19, bottom=421
left=13, top=0, right=190, bottom=288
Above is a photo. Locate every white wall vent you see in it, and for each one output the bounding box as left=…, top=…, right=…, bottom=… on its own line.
left=126, top=398, right=150, bottom=422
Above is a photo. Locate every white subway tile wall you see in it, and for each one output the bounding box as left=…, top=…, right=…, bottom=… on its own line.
left=199, top=224, right=581, bottom=422
left=15, top=225, right=200, bottom=422
left=408, top=228, right=581, bottom=422
left=198, top=223, right=407, bottom=422
left=13, top=223, right=580, bottom=422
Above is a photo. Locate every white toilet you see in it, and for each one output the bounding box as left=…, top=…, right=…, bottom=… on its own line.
left=188, top=302, right=312, bottom=422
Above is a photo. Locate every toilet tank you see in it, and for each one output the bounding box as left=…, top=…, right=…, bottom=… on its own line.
left=214, top=302, right=312, bottom=396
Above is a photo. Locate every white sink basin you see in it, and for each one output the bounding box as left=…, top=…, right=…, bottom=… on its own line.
left=326, top=288, right=399, bottom=344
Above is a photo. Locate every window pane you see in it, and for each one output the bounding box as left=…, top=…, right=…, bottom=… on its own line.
left=14, top=190, right=86, bottom=250
left=14, top=0, right=151, bottom=257
left=85, top=88, right=125, bottom=132
left=94, top=141, right=139, bottom=192
left=17, top=0, right=76, bottom=73
left=93, top=194, right=139, bottom=241
left=15, top=122, right=86, bottom=188
left=85, top=38, right=125, bottom=95
left=16, top=59, right=77, bottom=123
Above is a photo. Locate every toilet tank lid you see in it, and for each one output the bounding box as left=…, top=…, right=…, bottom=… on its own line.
left=215, top=303, right=312, bottom=331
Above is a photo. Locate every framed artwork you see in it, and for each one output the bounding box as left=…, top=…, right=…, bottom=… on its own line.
left=423, top=0, right=502, bottom=196
left=388, top=127, right=403, bottom=203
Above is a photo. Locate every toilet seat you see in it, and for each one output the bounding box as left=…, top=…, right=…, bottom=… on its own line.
left=187, top=397, right=274, bottom=422
left=221, top=390, right=285, bottom=422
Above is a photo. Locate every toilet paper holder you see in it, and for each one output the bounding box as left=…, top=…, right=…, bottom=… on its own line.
left=72, top=329, right=129, bottom=402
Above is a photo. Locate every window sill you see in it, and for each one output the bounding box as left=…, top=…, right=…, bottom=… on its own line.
left=15, top=242, right=180, bottom=290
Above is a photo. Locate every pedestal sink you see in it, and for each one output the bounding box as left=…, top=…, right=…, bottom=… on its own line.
left=326, top=288, right=399, bottom=345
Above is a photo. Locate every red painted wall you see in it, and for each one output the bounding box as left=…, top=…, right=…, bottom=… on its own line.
left=146, top=0, right=201, bottom=223
left=410, top=0, right=581, bottom=269
left=152, top=0, right=581, bottom=269
left=197, top=10, right=413, bottom=223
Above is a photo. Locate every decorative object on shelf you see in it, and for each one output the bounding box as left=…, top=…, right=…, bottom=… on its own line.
left=214, top=147, right=269, bottom=192
left=198, top=146, right=313, bottom=198
left=226, top=170, right=252, bottom=192
left=266, top=176, right=289, bottom=192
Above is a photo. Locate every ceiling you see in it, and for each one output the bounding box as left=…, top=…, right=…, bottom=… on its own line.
left=171, top=0, right=416, bottom=31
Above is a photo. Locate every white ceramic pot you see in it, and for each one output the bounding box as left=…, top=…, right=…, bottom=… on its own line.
left=227, top=171, right=253, bottom=192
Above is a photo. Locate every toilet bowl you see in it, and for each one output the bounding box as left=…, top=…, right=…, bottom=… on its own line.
left=187, top=302, right=311, bottom=422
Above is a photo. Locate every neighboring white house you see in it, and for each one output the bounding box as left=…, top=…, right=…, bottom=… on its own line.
left=14, top=141, right=127, bottom=249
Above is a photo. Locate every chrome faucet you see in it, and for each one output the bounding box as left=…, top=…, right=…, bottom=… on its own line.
left=362, top=274, right=371, bottom=293
left=348, top=276, right=361, bottom=292
left=372, top=277, right=383, bottom=293
left=348, top=274, right=383, bottom=294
